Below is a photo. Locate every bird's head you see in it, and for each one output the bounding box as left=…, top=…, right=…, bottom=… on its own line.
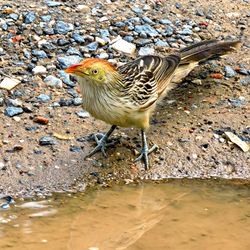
left=64, top=58, right=117, bottom=85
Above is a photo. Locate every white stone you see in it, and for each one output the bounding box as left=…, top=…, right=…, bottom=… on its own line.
left=138, top=47, right=155, bottom=56
left=110, top=36, right=136, bottom=55
left=76, top=4, right=90, bottom=12
left=32, top=66, right=47, bottom=75
left=0, top=77, right=20, bottom=90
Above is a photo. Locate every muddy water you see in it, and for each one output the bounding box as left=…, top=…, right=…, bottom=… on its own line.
left=0, top=180, right=249, bottom=250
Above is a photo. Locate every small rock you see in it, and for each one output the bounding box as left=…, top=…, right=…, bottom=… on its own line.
left=66, top=47, right=82, bottom=56
left=57, top=55, right=82, bottom=69
left=224, top=66, right=236, bottom=78
left=32, top=50, right=47, bottom=59
left=164, top=26, right=174, bottom=36
left=72, top=33, right=85, bottom=43
left=159, top=19, right=172, bottom=25
left=0, top=98, right=4, bottom=106
left=44, top=75, right=63, bottom=88
left=87, top=42, right=99, bottom=52
left=70, top=146, right=82, bottom=153
left=135, top=24, right=159, bottom=37
left=111, top=37, right=136, bottom=55
left=76, top=110, right=90, bottom=118
left=23, top=12, right=36, bottom=24
left=34, top=116, right=49, bottom=125
left=40, top=15, right=52, bottom=22
left=4, top=107, right=23, bottom=117
left=73, top=97, right=83, bottom=106
left=0, top=77, right=20, bottom=91
left=240, top=76, right=250, bottom=86
left=131, top=7, right=143, bottom=15
left=58, top=70, right=76, bottom=87
left=138, top=47, right=155, bottom=56
left=229, top=96, right=246, bottom=107
left=98, top=52, right=109, bottom=59
left=32, top=65, right=47, bottom=75
left=45, top=0, right=62, bottom=7
left=39, top=136, right=56, bottom=146
left=99, top=29, right=110, bottom=38
left=54, top=21, right=74, bottom=35
left=37, top=94, right=51, bottom=103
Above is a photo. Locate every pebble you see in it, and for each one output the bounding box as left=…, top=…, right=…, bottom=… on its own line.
left=70, top=146, right=82, bottom=153
left=76, top=110, right=90, bottom=118
left=5, top=107, right=24, bottom=117
left=99, top=29, right=110, bottom=38
left=73, top=98, right=83, bottom=106
left=66, top=47, right=82, bottom=56
left=39, top=136, right=57, bottom=146
left=44, top=75, right=63, bottom=88
left=45, top=0, right=62, bottom=7
left=34, top=116, right=49, bottom=125
left=32, top=50, right=47, bottom=59
left=57, top=70, right=76, bottom=87
left=72, top=33, right=85, bottom=43
left=224, top=65, right=236, bottom=78
left=32, top=65, right=47, bottom=75
left=37, top=94, right=51, bottom=103
left=87, top=42, right=99, bottom=52
left=0, top=98, right=4, bottom=106
left=98, top=52, right=109, bottom=59
left=23, top=12, right=36, bottom=24
left=240, top=76, right=250, bottom=86
left=40, top=15, right=52, bottom=22
left=111, top=37, right=136, bottom=55
left=138, top=47, right=155, bottom=56
left=57, top=55, right=82, bottom=69
left=229, top=96, right=246, bottom=107
left=159, top=19, right=172, bottom=25
left=0, top=77, right=20, bottom=91
left=134, top=24, right=159, bottom=37
left=54, top=21, right=74, bottom=35
left=131, top=7, right=143, bottom=15
left=165, top=26, right=174, bottom=36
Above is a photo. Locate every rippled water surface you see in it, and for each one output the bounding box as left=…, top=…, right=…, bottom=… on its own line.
left=0, top=180, right=250, bottom=250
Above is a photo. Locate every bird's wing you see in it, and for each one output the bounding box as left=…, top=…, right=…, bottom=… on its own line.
left=118, top=55, right=180, bottom=110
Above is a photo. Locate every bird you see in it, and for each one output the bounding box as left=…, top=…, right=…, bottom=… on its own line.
left=65, top=39, right=240, bottom=170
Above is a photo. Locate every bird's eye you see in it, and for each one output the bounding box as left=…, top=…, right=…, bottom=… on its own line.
left=92, top=69, right=98, bottom=74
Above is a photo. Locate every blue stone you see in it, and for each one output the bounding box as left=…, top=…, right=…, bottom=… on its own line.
left=54, top=21, right=73, bottom=35
left=57, top=55, right=82, bottom=69
left=229, top=97, right=246, bottom=107
left=134, top=24, right=159, bottom=37
left=240, top=76, right=250, bottom=86
left=37, top=94, right=51, bottom=103
left=131, top=7, right=143, bottom=15
left=134, top=38, right=152, bottom=46
left=40, top=15, right=52, bottom=22
left=159, top=19, right=172, bottom=25
left=5, top=107, right=23, bottom=117
left=39, top=136, right=56, bottom=146
left=124, top=35, right=134, bottom=42
left=32, top=50, right=47, bottom=59
left=9, top=13, right=19, bottom=21
left=67, top=89, right=79, bottom=98
left=73, top=98, right=83, bottom=106
left=72, top=33, right=85, bottom=43
left=42, top=42, right=56, bottom=50
left=142, top=16, right=154, bottom=24
left=114, top=22, right=125, bottom=27
left=165, top=26, right=174, bottom=36
left=43, top=27, right=55, bottom=35
left=2, top=23, right=8, bottom=31
left=224, top=66, right=236, bottom=78
left=99, top=29, right=110, bottom=37
left=66, top=47, right=82, bottom=56
left=45, top=0, right=62, bottom=7
left=155, top=40, right=169, bottom=46
left=87, top=42, right=98, bottom=52
left=24, top=12, right=36, bottom=24
left=70, top=146, right=82, bottom=153
left=76, top=110, right=90, bottom=118
left=58, top=70, right=76, bottom=87
left=179, top=28, right=193, bottom=35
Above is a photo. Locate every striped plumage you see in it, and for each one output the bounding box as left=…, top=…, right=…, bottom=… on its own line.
left=65, top=39, right=240, bottom=169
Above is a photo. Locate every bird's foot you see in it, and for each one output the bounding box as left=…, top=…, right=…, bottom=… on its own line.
left=134, top=144, right=158, bottom=170
left=85, top=133, right=117, bottom=159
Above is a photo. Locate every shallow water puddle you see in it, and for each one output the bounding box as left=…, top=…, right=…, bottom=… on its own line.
left=0, top=180, right=250, bottom=250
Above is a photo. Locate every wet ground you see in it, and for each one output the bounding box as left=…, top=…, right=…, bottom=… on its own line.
left=0, top=0, right=250, bottom=197
left=0, top=180, right=250, bottom=250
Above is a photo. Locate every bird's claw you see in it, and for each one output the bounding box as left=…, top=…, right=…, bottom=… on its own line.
left=85, top=132, right=119, bottom=159
left=134, top=144, right=158, bottom=170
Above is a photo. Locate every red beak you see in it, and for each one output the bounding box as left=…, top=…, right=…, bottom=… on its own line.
left=64, top=64, right=82, bottom=73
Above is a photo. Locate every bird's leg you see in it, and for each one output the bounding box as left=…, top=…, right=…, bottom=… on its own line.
left=134, top=130, right=158, bottom=170
left=85, top=125, right=117, bottom=159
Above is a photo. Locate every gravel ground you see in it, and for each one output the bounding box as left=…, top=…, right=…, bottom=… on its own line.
left=0, top=0, right=249, bottom=198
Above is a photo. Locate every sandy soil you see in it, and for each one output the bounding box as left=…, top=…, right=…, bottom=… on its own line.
left=0, top=0, right=249, bottom=197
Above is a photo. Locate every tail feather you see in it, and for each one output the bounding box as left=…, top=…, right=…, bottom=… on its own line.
left=180, top=39, right=241, bottom=64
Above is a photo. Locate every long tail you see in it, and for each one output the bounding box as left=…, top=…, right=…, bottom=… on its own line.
left=171, top=39, right=241, bottom=83
left=180, top=39, right=241, bottom=64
